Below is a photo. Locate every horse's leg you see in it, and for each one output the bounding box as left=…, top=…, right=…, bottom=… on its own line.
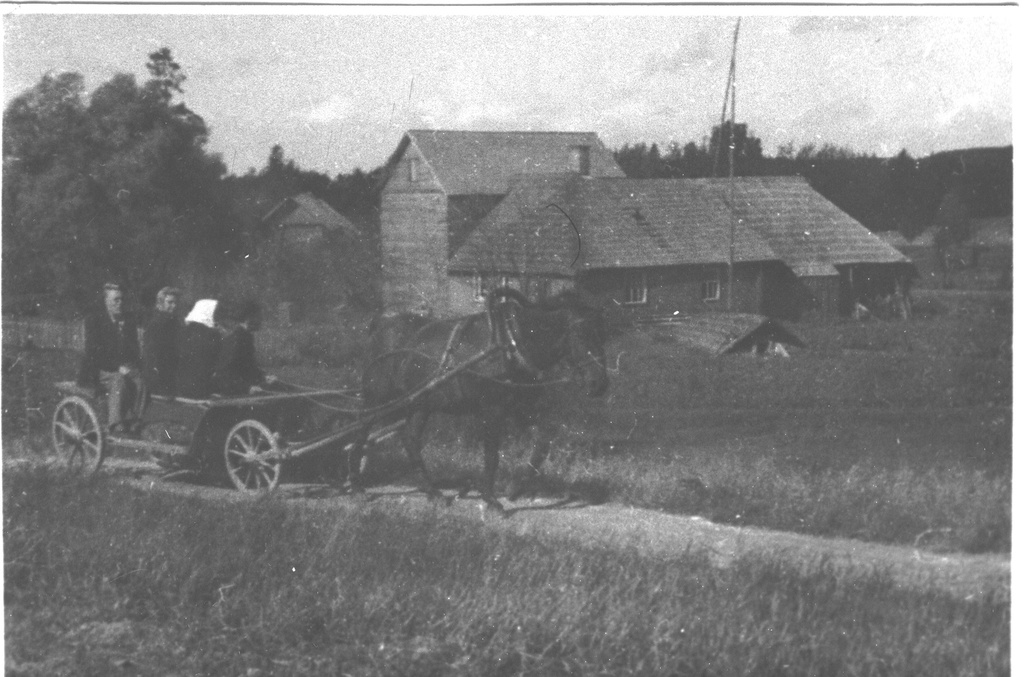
left=478, top=409, right=505, bottom=512
left=509, top=419, right=556, bottom=501
left=402, top=409, right=442, bottom=500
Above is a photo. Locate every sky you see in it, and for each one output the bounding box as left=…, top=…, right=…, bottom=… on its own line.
left=1, top=7, right=1015, bottom=177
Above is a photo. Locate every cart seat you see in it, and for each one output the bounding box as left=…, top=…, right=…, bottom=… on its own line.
left=55, top=380, right=99, bottom=399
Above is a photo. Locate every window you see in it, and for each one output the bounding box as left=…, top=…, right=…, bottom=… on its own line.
left=625, top=272, right=647, bottom=305
left=474, top=274, right=486, bottom=301
left=572, top=146, right=591, bottom=176
left=408, top=157, right=419, bottom=182
left=701, top=278, right=721, bottom=302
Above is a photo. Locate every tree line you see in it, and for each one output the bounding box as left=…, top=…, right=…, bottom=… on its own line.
left=2, top=50, right=1012, bottom=314
left=613, top=122, right=1012, bottom=241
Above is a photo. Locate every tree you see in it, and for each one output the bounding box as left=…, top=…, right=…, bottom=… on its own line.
left=2, top=72, right=95, bottom=301
left=708, top=121, right=763, bottom=176
left=933, top=171, right=972, bottom=286
left=2, top=49, right=238, bottom=306
left=881, top=149, right=930, bottom=238
left=145, top=47, right=185, bottom=100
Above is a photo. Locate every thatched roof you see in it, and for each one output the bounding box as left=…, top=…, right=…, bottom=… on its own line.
left=449, top=175, right=908, bottom=276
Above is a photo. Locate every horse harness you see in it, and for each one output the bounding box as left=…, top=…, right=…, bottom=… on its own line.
left=384, top=301, right=545, bottom=389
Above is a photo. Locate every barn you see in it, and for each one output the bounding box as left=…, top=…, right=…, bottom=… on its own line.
left=379, top=130, right=913, bottom=321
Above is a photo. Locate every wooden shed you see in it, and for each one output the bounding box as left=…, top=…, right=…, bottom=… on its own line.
left=261, top=193, right=358, bottom=245
left=644, top=313, right=805, bottom=356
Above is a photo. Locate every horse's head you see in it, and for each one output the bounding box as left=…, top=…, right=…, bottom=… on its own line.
left=490, top=287, right=609, bottom=397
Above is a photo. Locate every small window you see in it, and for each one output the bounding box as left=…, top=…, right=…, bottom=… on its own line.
left=572, top=146, right=591, bottom=176
left=408, top=157, right=419, bottom=182
left=474, top=274, right=486, bottom=301
left=701, top=278, right=721, bottom=302
left=625, top=272, right=647, bottom=305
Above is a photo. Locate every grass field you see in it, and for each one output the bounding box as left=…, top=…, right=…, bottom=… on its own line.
left=3, top=466, right=1009, bottom=677
left=361, top=290, right=1012, bottom=553
left=2, top=290, right=1011, bottom=552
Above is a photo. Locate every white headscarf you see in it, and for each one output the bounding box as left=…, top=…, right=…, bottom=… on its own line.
left=184, top=299, right=218, bottom=328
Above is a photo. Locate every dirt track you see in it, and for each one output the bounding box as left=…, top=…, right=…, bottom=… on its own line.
left=79, top=456, right=1010, bottom=602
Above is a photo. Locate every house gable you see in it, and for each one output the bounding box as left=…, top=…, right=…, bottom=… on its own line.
left=382, top=135, right=445, bottom=195
left=260, top=193, right=358, bottom=241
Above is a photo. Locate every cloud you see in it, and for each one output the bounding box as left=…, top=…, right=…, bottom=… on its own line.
left=292, top=94, right=353, bottom=123
left=791, top=17, right=873, bottom=35
left=642, top=29, right=722, bottom=79
left=308, top=95, right=354, bottom=123
left=796, top=97, right=876, bottom=127
left=454, top=102, right=520, bottom=126
left=790, top=16, right=919, bottom=36
left=916, top=105, right=1012, bottom=153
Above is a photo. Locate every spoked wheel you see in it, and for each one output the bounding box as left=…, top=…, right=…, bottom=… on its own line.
left=224, top=419, right=282, bottom=492
left=51, top=396, right=105, bottom=474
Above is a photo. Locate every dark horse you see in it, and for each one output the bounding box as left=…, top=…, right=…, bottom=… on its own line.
left=349, top=287, right=609, bottom=510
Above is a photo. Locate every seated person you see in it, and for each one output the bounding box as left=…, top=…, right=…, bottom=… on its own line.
left=175, top=299, right=223, bottom=399
left=77, top=283, right=147, bottom=433
left=211, top=300, right=277, bottom=396
left=142, top=286, right=181, bottom=396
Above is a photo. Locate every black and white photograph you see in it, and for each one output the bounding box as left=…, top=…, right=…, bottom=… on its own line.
left=1, top=6, right=1013, bottom=675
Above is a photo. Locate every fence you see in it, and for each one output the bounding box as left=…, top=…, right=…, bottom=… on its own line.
left=3, top=318, right=85, bottom=352
left=2, top=318, right=366, bottom=367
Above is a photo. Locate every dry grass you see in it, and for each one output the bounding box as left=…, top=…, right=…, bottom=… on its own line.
left=4, top=466, right=1010, bottom=677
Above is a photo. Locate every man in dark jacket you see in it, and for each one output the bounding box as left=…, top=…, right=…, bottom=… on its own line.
left=77, top=283, right=147, bottom=432
left=212, top=300, right=274, bottom=396
left=142, top=286, right=181, bottom=396
left=175, top=299, right=223, bottom=399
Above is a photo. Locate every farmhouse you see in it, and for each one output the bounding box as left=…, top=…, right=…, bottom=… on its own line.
left=260, top=193, right=358, bottom=245
left=380, top=130, right=913, bottom=321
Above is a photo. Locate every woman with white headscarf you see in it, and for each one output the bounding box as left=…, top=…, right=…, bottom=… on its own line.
left=175, top=299, right=223, bottom=399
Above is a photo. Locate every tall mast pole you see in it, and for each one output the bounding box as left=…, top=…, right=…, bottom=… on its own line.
left=725, top=17, right=740, bottom=311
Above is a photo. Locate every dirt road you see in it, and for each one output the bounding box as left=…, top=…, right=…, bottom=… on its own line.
left=88, top=457, right=1010, bottom=601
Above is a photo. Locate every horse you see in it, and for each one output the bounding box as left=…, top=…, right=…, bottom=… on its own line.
left=349, top=287, right=609, bottom=510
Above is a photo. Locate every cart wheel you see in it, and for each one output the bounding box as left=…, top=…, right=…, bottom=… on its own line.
left=51, top=396, right=105, bottom=474
left=224, top=419, right=282, bottom=492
